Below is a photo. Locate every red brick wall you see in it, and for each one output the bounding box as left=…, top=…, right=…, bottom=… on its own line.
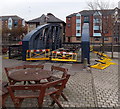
left=66, top=16, right=76, bottom=37
left=102, top=15, right=113, bottom=37
left=18, top=20, right=22, bottom=26
left=65, top=12, right=114, bottom=43
left=90, top=16, right=93, bottom=36
left=66, top=18, right=72, bottom=37
left=2, top=19, right=24, bottom=28
left=71, top=16, right=76, bottom=36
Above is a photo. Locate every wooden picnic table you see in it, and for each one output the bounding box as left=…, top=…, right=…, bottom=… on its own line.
left=8, top=69, right=53, bottom=82
left=0, top=81, right=9, bottom=108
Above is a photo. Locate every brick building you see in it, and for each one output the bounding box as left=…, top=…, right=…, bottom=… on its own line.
left=1, top=15, right=26, bottom=29
left=66, top=8, right=120, bottom=44
left=27, top=13, right=65, bottom=32
left=0, top=15, right=27, bottom=44
left=113, top=8, right=120, bottom=44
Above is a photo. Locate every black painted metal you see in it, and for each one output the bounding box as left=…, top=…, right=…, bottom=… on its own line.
left=81, top=23, right=90, bottom=64
left=22, top=23, right=62, bottom=60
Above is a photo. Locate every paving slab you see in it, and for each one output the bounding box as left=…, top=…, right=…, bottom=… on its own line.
left=1, top=56, right=119, bottom=108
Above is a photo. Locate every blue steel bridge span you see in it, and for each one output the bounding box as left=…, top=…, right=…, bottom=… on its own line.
left=22, top=23, right=62, bottom=61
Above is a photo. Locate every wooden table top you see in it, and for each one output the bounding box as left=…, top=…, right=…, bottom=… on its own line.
left=9, top=69, right=53, bottom=82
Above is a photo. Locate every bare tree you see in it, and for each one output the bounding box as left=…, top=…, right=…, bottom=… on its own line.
left=87, top=0, right=117, bottom=57
left=111, top=9, right=119, bottom=58
left=88, top=0, right=110, bottom=10
left=2, top=25, right=27, bottom=44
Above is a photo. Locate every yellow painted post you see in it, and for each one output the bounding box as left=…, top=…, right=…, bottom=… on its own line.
left=63, top=52, right=65, bottom=59
left=75, top=53, right=77, bottom=61
left=30, top=50, right=31, bottom=59
left=26, top=50, right=28, bottom=59
left=55, top=52, right=57, bottom=59
left=72, top=54, right=73, bottom=60
left=45, top=50, right=46, bottom=58
left=48, top=49, right=50, bottom=58
left=51, top=51, right=52, bottom=59
left=30, top=50, right=33, bottom=59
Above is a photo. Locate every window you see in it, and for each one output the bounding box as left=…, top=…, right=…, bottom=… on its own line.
left=93, top=33, right=101, bottom=36
left=76, top=23, right=80, bottom=27
left=76, top=13, right=81, bottom=19
left=84, top=16, right=89, bottom=22
left=93, top=16, right=101, bottom=37
left=114, top=37, right=118, bottom=43
left=93, top=11, right=102, bottom=16
left=68, top=18, right=70, bottom=20
left=29, top=24, right=33, bottom=27
left=14, top=20, right=18, bottom=27
left=8, top=25, right=11, bottom=29
left=94, top=37, right=100, bottom=41
left=76, top=19, right=81, bottom=23
left=76, top=13, right=81, bottom=37
left=114, top=10, right=118, bottom=17
left=67, top=24, right=71, bottom=27
left=76, top=16, right=80, bottom=19
left=94, top=18, right=100, bottom=23
left=8, top=18, right=12, bottom=29
left=104, top=37, right=109, bottom=41
left=76, top=30, right=80, bottom=33
left=68, top=37, right=71, bottom=42
left=93, top=26, right=100, bottom=30
left=22, top=20, right=25, bottom=26
left=76, top=37, right=80, bottom=41
left=8, top=20, right=11, bottom=23
left=94, top=30, right=101, bottom=33
left=104, top=30, right=108, bottom=34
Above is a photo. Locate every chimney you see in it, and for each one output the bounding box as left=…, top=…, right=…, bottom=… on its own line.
left=47, top=13, right=54, bottom=16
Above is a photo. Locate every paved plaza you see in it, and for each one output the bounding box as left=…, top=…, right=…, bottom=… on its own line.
left=1, top=52, right=119, bottom=108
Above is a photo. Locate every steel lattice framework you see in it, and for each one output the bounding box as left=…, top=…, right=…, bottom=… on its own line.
left=22, top=23, right=62, bottom=60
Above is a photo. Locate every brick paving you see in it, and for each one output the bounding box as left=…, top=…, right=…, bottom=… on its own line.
left=1, top=52, right=119, bottom=108
left=91, top=59, right=118, bottom=107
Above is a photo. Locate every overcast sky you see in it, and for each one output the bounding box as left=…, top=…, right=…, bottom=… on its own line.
left=0, top=0, right=119, bottom=22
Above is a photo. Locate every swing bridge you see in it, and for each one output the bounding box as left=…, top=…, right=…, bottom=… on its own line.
left=22, top=23, right=79, bottom=62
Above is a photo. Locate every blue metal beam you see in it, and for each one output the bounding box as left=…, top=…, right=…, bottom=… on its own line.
left=22, top=23, right=62, bottom=61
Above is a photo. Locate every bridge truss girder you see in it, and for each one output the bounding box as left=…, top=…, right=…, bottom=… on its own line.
left=22, top=23, right=62, bottom=60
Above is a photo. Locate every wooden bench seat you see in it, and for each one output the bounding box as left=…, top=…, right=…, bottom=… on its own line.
left=0, top=82, right=9, bottom=108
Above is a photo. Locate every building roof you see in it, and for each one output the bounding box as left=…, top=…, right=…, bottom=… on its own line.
left=66, top=13, right=77, bottom=18
left=0, top=15, right=23, bottom=21
left=27, top=13, right=65, bottom=23
left=27, top=14, right=46, bottom=23
left=67, top=9, right=115, bottom=17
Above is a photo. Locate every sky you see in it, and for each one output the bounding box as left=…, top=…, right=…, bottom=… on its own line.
left=0, top=0, right=119, bottom=22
